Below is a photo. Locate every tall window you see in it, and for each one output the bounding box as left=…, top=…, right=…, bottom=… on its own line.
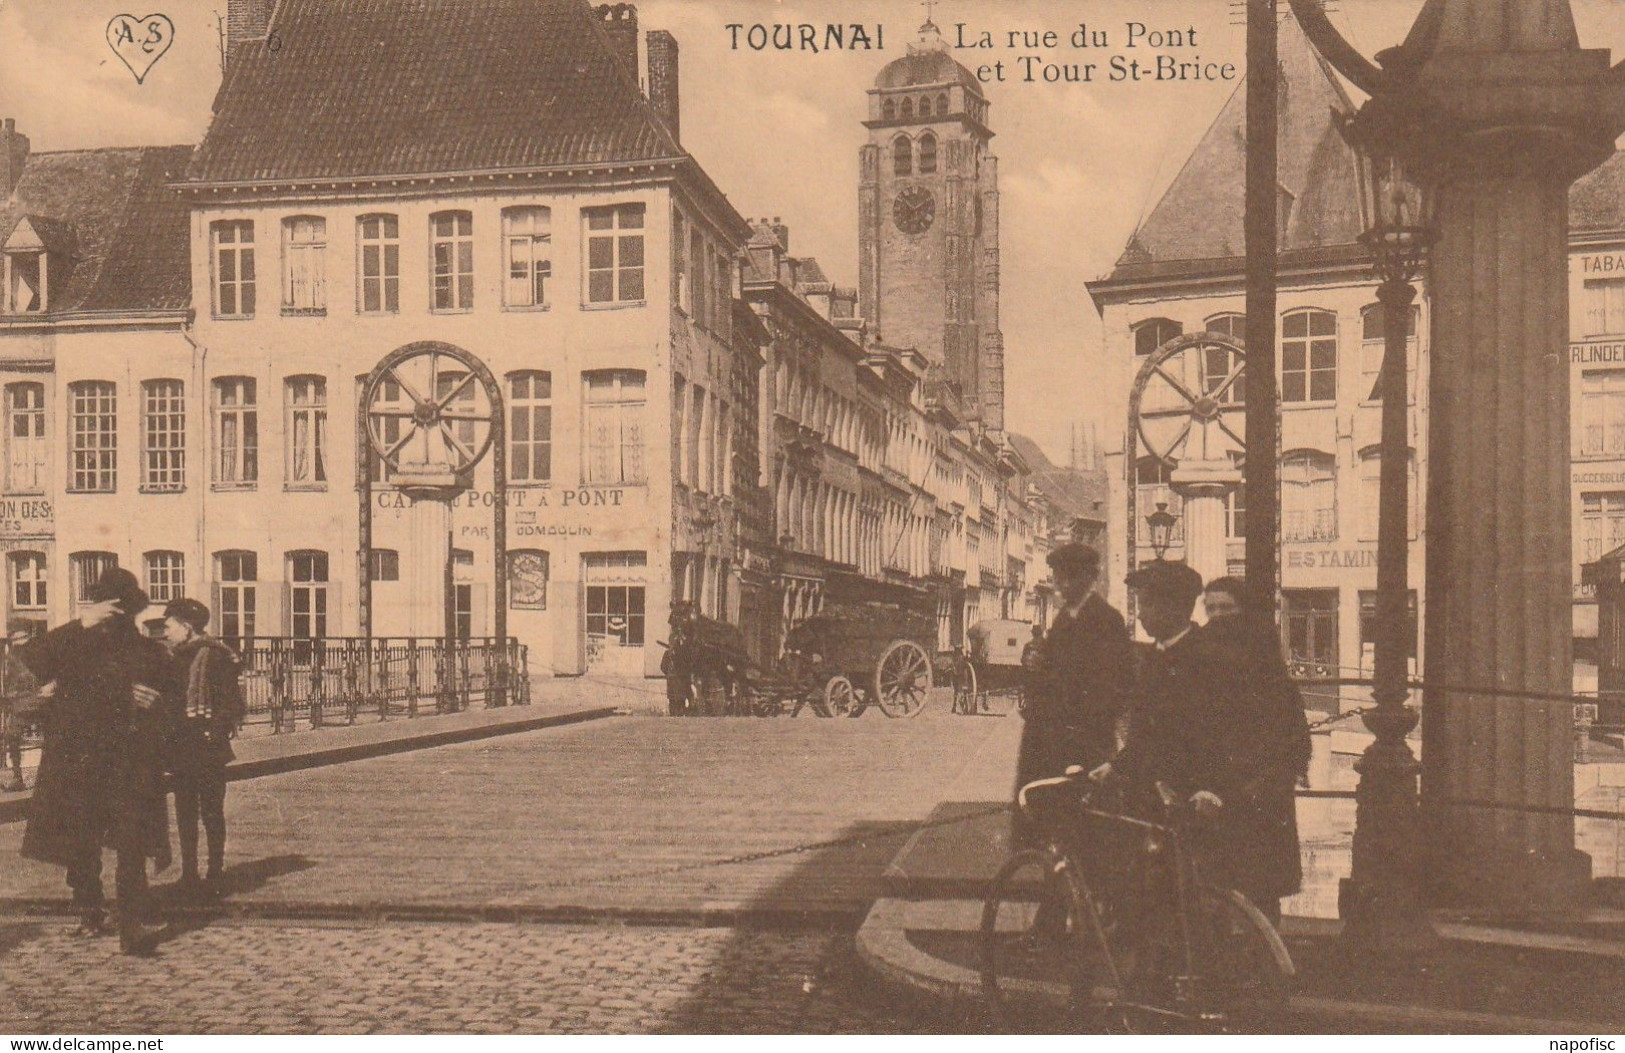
left=689, top=383, right=705, bottom=489
left=1202, top=313, right=1245, bottom=405
left=451, top=549, right=474, bottom=639
left=356, top=214, right=399, bottom=313
left=140, top=379, right=185, bottom=492
left=1226, top=476, right=1246, bottom=540
left=882, top=98, right=896, bottom=120
left=215, top=551, right=257, bottom=645
left=583, top=204, right=645, bottom=305
left=1282, top=308, right=1337, bottom=403
left=282, top=216, right=326, bottom=312
left=430, top=211, right=474, bottom=311
left=68, top=380, right=116, bottom=493
left=584, top=370, right=646, bottom=485
left=210, top=220, right=255, bottom=318
left=893, top=135, right=912, bottom=176
left=1135, top=457, right=1183, bottom=545
left=285, top=376, right=327, bottom=486
left=1283, top=589, right=1339, bottom=710
left=287, top=550, right=328, bottom=641
left=509, top=549, right=549, bottom=610
left=918, top=132, right=938, bottom=174
left=69, top=552, right=118, bottom=612
left=365, top=373, right=403, bottom=484
left=672, top=210, right=690, bottom=313
left=9, top=552, right=45, bottom=617
left=1358, top=590, right=1418, bottom=677
left=1360, top=303, right=1419, bottom=401
left=1133, top=317, right=1182, bottom=357
left=1584, top=277, right=1625, bottom=337
left=508, top=371, right=552, bottom=484
left=1582, top=493, right=1625, bottom=562
left=673, top=374, right=688, bottom=486
left=5, top=382, right=45, bottom=494
left=212, top=378, right=258, bottom=485
left=503, top=206, right=552, bottom=308
left=713, top=248, right=732, bottom=341
left=1358, top=447, right=1420, bottom=541
left=689, top=230, right=708, bottom=328
left=435, top=371, right=477, bottom=464
left=1282, top=450, right=1337, bottom=542
left=144, top=551, right=185, bottom=603
left=1580, top=370, right=1625, bottom=457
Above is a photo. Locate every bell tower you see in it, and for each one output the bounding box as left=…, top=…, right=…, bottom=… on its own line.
left=859, top=18, right=1003, bottom=430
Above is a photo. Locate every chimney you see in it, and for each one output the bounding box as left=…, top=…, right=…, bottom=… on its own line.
left=0, top=119, right=29, bottom=198
left=646, top=30, right=680, bottom=142
left=596, top=4, right=639, bottom=79
left=225, top=0, right=274, bottom=67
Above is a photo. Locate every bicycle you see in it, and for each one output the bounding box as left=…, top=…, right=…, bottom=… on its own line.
left=979, top=768, right=1296, bottom=1033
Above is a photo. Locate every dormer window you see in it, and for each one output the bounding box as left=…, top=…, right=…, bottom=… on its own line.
left=5, top=251, right=43, bottom=313
left=3, top=217, right=55, bottom=314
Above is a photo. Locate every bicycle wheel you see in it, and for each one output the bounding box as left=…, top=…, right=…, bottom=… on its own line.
left=1191, top=887, right=1295, bottom=1032
left=979, top=848, right=1121, bottom=1031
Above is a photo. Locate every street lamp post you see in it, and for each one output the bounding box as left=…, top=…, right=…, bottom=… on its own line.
left=1338, top=102, right=1438, bottom=951
left=1146, top=501, right=1177, bottom=562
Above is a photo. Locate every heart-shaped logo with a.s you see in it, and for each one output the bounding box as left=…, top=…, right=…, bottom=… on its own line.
left=107, top=14, right=175, bottom=84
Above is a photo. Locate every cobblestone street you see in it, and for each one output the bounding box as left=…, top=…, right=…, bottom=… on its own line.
left=0, top=918, right=948, bottom=1034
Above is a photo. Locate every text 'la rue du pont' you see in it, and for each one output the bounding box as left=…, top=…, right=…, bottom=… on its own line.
left=956, top=22, right=1237, bottom=85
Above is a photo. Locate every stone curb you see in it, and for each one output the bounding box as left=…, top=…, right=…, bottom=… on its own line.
left=854, top=896, right=1625, bottom=1034
left=0, top=706, right=617, bottom=825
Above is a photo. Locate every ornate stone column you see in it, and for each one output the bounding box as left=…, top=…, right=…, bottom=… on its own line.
left=1390, top=0, right=1625, bottom=908
left=1170, top=459, right=1240, bottom=588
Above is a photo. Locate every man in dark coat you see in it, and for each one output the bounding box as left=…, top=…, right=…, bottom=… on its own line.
left=1203, top=576, right=1312, bottom=788
left=160, top=598, right=242, bottom=897
left=1015, top=543, right=1133, bottom=844
left=19, top=568, right=171, bottom=954
left=1115, top=560, right=1308, bottom=924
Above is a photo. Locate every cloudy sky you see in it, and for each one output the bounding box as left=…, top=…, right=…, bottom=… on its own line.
left=4, top=0, right=1624, bottom=464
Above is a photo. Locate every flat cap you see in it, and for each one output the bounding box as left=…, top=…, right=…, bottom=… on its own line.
left=1126, top=559, right=1204, bottom=602
left=163, top=597, right=211, bottom=632
left=1047, top=543, right=1101, bottom=576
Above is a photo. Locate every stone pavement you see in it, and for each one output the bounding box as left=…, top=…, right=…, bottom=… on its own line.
left=0, top=696, right=1022, bottom=918
left=0, top=918, right=952, bottom=1034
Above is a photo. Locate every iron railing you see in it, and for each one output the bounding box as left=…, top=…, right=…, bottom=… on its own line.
left=232, top=636, right=530, bottom=733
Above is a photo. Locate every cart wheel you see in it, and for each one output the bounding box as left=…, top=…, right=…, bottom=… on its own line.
left=952, top=659, right=979, bottom=716
left=874, top=640, right=933, bottom=718
left=823, top=675, right=856, bottom=718
left=847, top=686, right=871, bottom=717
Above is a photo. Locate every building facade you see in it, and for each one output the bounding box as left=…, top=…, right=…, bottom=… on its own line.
left=0, top=0, right=1060, bottom=682
left=1088, top=13, right=1625, bottom=691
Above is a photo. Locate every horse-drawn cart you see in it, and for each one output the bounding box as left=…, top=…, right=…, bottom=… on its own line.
left=951, top=618, right=1033, bottom=715
left=761, top=602, right=936, bottom=718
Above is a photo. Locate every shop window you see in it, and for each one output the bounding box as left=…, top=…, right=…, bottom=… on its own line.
left=1584, top=277, right=1625, bottom=337
left=1581, top=370, right=1625, bottom=457
left=1582, top=492, right=1625, bottom=563
left=1283, top=589, right=1339, bottom=711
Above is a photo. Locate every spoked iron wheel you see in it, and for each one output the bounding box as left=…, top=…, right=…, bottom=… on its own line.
left=873, top=640, right=932, bottom=718
left=363, top=344, right=498, bottom=480
left=823, top=675, right=856, bottom=718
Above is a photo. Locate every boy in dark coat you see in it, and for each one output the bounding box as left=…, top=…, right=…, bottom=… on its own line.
left=1113, top=560, right=1309, bottom=924
left=160, top=598, right=242, bottom=896
left=1015, top=543, right=1133, bottom=844
left=19, top=568, right=170, bottom=954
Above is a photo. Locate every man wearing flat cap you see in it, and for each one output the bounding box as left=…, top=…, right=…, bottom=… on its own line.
left=1016, top=542, right=1133, bottom=844
left=17, top=567, right=171, bottom=954
left=1111, top=559, right=1308, bottom=925
left=159, top=598, right=243, bottom=896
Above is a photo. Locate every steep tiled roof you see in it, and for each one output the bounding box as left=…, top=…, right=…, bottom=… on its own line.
left=1008, top=433, right=1108, bottom=523
left=1573, top=151, right=1625, bottom=235
left=1104, top=13, right=1363, bottom=279
left=190, top=0, right=685, bottom=184
left=0, top=145, right=192, bottom=314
